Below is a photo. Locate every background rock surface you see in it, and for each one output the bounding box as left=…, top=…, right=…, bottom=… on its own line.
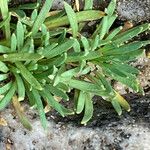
left=117, top=0, right=150, bottom=23
left=0, top=94, right=150, bottom=150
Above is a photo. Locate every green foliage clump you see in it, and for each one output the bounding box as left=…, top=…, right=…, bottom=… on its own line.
left=0, top=0, right=149, bottom=130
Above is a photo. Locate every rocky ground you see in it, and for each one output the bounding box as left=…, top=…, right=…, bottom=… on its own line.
left=0, top=0, right=150, bottom=150
left=0, top=93, right=150, bottom=150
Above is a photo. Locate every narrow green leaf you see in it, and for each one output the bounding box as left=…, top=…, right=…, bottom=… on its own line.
left=0, top=61, right=9, bottom=73
left=46, top=53, right=67, bottom=68
left=0, top=82, right=16, bottom=111
left=35, top=68, right=54, bottom=79
left=61, top=67, right=80, bottom=78
left=46, top=84, right=69, bottom=101
left=49, top=29, right=66, bottom=38
left=32, top=89, right=47, bottom=129
left=91, top=21, right=102, bottom=38
left=40, top=43, right=58, bottom=57
left=81, top=93, right=93, bottom=124
left=99, top=16, right=108, bottom=40
left=113, top=49, right=144, bottom=62
left=31, top=0, right=54, bottom=35
left=64, top=2, right=78, bottom=37
left=15, top=62, right=43, bottom=90
left=98, top=39, right=112, bottom=47
left=11, top=33, right=17, bottom=51
left=81, top=36, right=90, bottom=54
left=22, top=38, right=33, bottom=52
left=91, top=35, right=99, bottom=51
left=105, top=0, right=116, bottom=16
left=103, top=63, right=127, bottom=77
left=67, top=79, right=106, bottom=95
left=74, top=89, right=80, bottom=109
left=44, top=31, right=50, bottom=46
left=60, top=106, right=74, bottom=116
left=9, top=65, right=20, bottom=74
left=101, top=63, right=140, bottom=92
left=100, top=42, right=117, bottom=52
left=27, top=64, right=38, bottom=71
left=80, top=66, right=91, bottom=75
left=113, top=63, right=139, bottom=75
left=45, top=39, right=74, bottom=58
left=12, top=96, right=32, bottom=130
left=24, top=82, right=35, bottom=106
left=36, top=65, right=48, bottom=72
left=111, top=99, right=122, bottom=115
left=41, top=89, right=65, bottom=117
left=58, top=30, right=67, bottom=45
left=55, top=83, right=70, bottom=92
left=14, top=74, right=25, bottom=101
left=112, top=23, right=150, bottom=44
left=66, top=52, right=85, bottom=62
left=114, top=91, right=130, bottom=112
left=73, top=38, right=80, bottom=52
left=46, top=10, right=66, bottom=23
left=31, top=9, right=38, bottom=21
left=101, top=49, right=144, bottom=62
left=11, top=9, right=26, bottom=19
left=0, top=74, right=8, bottom=81
left=76, top=91, right=86, bottom=114
left=96, top=73, right=113, bottom=94
left=17, top=21, right=24, bottom=50
left=45, top=10, right=105, bottom=29
left=79, top=0, right=93, bottom=30
left=106, top=14, right=117, bottom=33
left=87, top=75, right=105, bottom=90
left=67, top=51, right=101, bottom=63
left=26, top=62, right=38, bottom=71
left=18, top=3, right=39, bottom=10
left=106, top=26, right=123, bottom=40
left=29, top=38, right=34, bottom=53
left=0, top=53, right=43, bottom=62
left=0, top=0, right=11, bottom=39
left=103, top=41, right=150, bottom=54
left=41, top=24, right=47, bottom=36
left=0, top=12, right=10, bottom=28
left=0, top=81, right=12, bottom=95
left=0, top=45, right=11, bottom=53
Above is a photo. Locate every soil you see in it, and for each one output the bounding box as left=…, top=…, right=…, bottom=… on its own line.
left=0, top=0, right=150, bottom=150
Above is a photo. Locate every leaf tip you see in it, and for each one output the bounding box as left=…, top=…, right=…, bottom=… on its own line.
left=118, top=112, right=122, bottom=116
left=18, top=97, right=24, bottom=101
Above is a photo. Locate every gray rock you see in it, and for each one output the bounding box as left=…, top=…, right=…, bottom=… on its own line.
left=52, top=0, right=72, bottom=10
left=117, top=0, right=150, bottom=22
left=0, top=95, right=150, bottom=150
